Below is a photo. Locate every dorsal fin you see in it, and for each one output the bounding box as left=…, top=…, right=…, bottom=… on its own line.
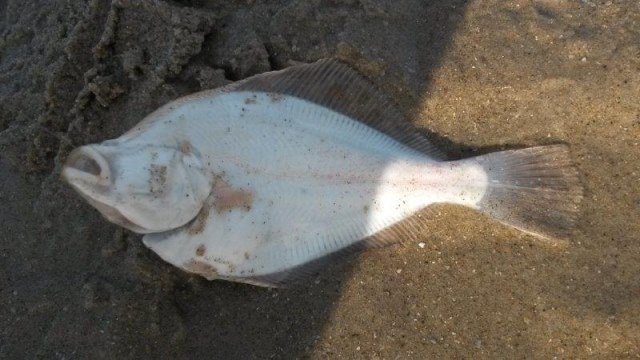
left=232, top=58, right=446, bottom=159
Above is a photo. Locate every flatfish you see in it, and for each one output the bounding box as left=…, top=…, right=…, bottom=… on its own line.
left=62, top=59, right=582, bottom=287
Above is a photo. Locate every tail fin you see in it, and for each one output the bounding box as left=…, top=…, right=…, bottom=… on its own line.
left=474, top=145, right=583, bottom=240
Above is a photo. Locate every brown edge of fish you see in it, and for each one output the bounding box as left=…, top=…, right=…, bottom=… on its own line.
left=183, top=259, right=219, bottom=280
left=187, top=197, right=211, bottom=235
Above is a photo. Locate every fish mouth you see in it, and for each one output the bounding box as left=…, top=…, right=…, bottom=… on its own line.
left=61, top=146, right=112, bottom=186
left=61, top=146, right=152, bottom=234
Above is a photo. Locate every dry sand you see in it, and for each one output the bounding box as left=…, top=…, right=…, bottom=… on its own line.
left=1, top=0, right=639, bottom=358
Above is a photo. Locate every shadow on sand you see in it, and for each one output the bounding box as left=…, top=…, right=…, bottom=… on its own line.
left=0, top=0, right=483, bottom=359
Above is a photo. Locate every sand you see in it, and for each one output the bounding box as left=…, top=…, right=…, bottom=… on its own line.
left=1, top=0, right=639, bottom=358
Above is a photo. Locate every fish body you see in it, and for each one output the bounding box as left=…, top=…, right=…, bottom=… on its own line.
left=62, top=60, right=582, bottom=287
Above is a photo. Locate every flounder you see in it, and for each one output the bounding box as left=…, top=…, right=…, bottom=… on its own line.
left=62, top=59, right=582, bottom=287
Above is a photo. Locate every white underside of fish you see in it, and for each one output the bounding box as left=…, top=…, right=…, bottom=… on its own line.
left=141, top=91, right=487, bottom=283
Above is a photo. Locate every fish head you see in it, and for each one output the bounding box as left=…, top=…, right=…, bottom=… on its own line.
left=61, top=140, right=211, bottom=233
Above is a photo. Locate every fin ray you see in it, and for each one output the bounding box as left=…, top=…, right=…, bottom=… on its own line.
left=475, top=145, right=583, bottom=240
left=242, top=209, right=435, bottom=287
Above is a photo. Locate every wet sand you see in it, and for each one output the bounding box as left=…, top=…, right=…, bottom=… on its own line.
left=1, top=0, right=639, bottom=358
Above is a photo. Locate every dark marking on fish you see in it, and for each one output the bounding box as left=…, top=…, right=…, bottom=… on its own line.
left=268, top=92, right=284, bottom=103
left=327, top=83, right=347, bottom=101
left=213, top=177, right=254, bottom=213
left=183, top=259, right=218, bottom=280
left=187, top=176, right=253, bottom=235
left=196, top=244, right=206, bottom=256
left=180, top=140, right=193, bottom=155
left=149, top=164, right=167, bottom=194
left=188, top=197, right=212, bottom=235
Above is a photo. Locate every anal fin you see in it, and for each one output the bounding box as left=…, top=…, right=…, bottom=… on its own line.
left=240, top=209, right=435, bottom=288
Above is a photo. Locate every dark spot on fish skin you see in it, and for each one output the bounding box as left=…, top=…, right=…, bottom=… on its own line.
left=268, top=92, right=284, bottom=102
left=179, top=140, right=193, bottom=155
left=196, top=244, right=206, bottom=256
left=363, top=205, right=370, bottom=214
left=244, top=97, right=256, bottom=104
left=183, top=259, right=218, bottom=280
left=244, top=252, right=250, bottom=260
left=149, top=164, right=167, bottom=194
